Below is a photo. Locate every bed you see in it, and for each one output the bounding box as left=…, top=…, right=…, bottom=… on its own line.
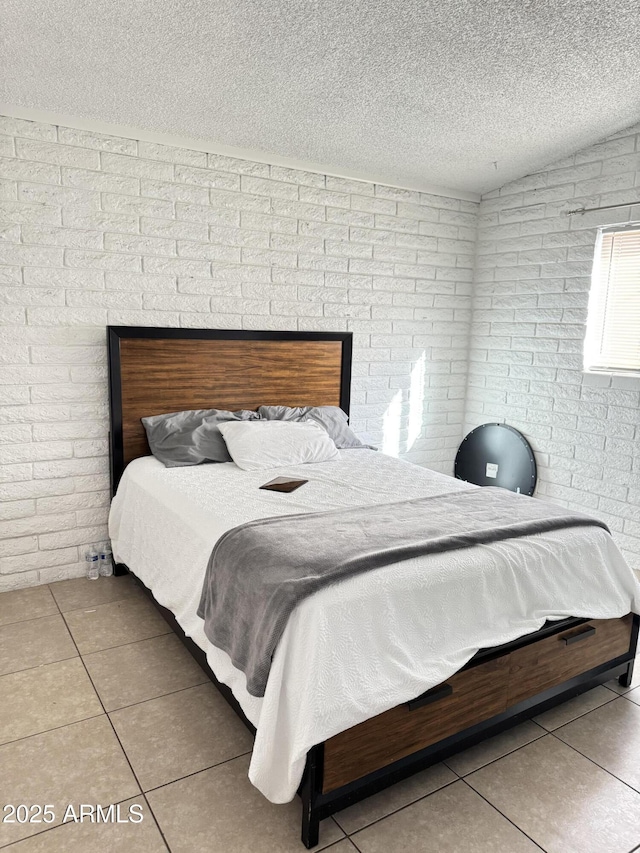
left=107, top=325, right=640, bottom=848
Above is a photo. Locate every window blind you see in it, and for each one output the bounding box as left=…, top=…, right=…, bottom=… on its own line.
left=584, top=225, right=640, bottom=373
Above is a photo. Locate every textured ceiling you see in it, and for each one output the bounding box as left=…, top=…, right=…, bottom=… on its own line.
left=2, top=0, right=640, bottom=195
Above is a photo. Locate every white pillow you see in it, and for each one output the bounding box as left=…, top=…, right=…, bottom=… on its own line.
left=218, top=420, right=340, bottom=471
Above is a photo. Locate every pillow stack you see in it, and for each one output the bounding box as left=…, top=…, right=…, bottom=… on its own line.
left=142, top=405, right=371, bottom=469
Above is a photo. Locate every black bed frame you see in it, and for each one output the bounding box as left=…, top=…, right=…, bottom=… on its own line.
left=108, top=326, right=638, bottom=848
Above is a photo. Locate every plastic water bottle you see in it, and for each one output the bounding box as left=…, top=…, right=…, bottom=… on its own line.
left=85, top=545, right=100, bottom=580
left=99, top=542, right=114, bottom=577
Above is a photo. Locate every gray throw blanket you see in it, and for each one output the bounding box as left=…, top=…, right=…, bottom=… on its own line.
left=197, top=486, right=608, bottom=697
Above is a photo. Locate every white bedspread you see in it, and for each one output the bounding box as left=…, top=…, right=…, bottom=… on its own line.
left=109, top=451, right=640, bottom=803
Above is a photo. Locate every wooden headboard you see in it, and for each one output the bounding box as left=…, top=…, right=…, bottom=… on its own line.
left=107, top=326, right=353, bottom=491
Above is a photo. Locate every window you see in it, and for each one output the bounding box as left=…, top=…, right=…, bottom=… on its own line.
left=584, top=224, right=640, bottom=374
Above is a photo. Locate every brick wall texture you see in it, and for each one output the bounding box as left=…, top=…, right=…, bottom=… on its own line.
left=0, top=115, right=477, bottom=589
left=0, top=113, right=639, bottom=589
left=466, top=121, right=640, bottom=572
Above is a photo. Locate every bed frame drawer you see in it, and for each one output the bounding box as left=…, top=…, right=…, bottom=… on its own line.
left=507, top=614, right=633, bottom=707
left=322, top=655, right=510, bottom=792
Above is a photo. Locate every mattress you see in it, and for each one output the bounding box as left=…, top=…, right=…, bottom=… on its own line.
left=109, top=450, right=640, bottom=803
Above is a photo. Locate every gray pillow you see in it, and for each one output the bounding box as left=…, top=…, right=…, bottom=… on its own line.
left=142, top=408, right=261, bottom=467
left=258, top=405, right=372, bottom=450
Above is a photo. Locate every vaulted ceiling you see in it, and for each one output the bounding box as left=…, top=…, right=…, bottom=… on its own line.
left=2, top=0, right=640, bottom=195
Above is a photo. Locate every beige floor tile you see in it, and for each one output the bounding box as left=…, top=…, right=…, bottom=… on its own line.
left=0, top=657, right=103, bottom=745
left=554, top=697, right=640, bottom=792
left=0, top=716, right=140, bottom=846
left=625, top=686, right=640, bottom=705
left=334, top=763, right=456, bottom=835
left=110, top=682, right=253, bottom=790
left=327, top=843, right=359, bottom=853
left=0, top=585, right=58, bottom=627
left=533, top=684, right=617, bottom=731
left=352, top=779, right=539, bottom=853
left=5, top=797, right=165, bottom=853
left=64, top=596, right=170, bottom=654
left=0, top=614, right=77, bottom=676
left=444, top=720, right=545, bottom=776
left=467, top=734, right=640, bottom=853
left=147, top=754, right=344, bottom=853
left=83, top=633, right=209, bottom=711
left=50, top=574, right=144, bottom=613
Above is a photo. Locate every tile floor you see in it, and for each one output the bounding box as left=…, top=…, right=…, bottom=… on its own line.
left=0, top=577, right=639, bottom=853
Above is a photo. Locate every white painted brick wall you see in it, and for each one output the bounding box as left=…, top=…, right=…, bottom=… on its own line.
left=0, top=115, right=477, bottom=590
left=466, top=121, right=640, bottom=571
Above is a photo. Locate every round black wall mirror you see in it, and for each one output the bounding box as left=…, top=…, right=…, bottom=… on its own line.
left=454, top=423, right=537, bottom=496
